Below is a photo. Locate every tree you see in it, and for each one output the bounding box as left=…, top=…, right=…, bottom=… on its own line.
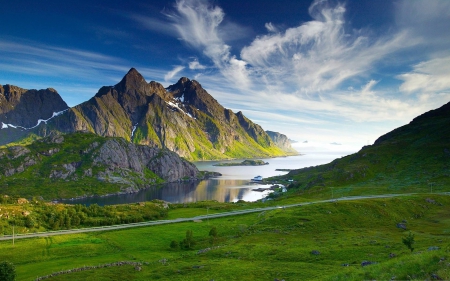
left=169, top=240, right=179, bottom=250
left=402, top=231, right=415, bottom=252
left=209, top=226, right=218, bottom=246
left=209, top=226, right=218, bottom=238
left=180, top=230, right=196, bottom=249
left=0, top=261, right=16, bottom=281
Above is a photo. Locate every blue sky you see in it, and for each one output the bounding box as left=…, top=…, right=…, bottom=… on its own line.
left=1, top=0, right=450, bottom=155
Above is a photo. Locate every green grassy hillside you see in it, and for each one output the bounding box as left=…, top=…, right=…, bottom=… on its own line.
left=0, top=194, right=449, bottom=280
left=271, top=101, right=450, bottom=197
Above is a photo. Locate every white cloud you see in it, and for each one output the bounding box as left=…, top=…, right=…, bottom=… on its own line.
left=165, top=0, right=252, bottom=87
left=240, top=0, right=414, bottom=93
left=188, top=59, right=206, bottom=70
left=398, top=56, right=450, bottom=94
left=265, top=22, right=278, bottom=33
left=164, top=66, right=185, bottom=81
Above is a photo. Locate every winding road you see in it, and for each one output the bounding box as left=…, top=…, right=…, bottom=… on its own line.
left=1, top=193, right=446, bottom=241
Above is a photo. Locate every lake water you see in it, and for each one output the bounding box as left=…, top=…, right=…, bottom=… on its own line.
left=63, top=152, right=350, bottom=206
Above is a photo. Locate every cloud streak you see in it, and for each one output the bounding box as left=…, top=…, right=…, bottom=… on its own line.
left=164, top=66, right=185, bottom=81
left=398, top=56, right=450, bottom=94
left=164, top=0, right=252, bottom=87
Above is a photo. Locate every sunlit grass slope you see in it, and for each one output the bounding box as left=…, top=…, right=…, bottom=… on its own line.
left=271, top=101, right=450, bottom=197
left=1, top=194, right=449, bottom=281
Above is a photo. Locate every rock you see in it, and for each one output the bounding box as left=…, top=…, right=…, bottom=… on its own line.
left=8, top=146, right=30, bottom=159
left=389, top=253, right=396, bottom=258
left=310, top=250, right=321, bottom=255
left=396, top=223, right=407, bottom=230
left=361, top=261, right=375, bottom=267
left=428, top=246, right=440, bottom=251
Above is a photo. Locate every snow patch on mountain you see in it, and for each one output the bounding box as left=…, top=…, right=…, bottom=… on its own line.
left=0, top=109, right=69, bottom=130
left=166, top=100, right=194, bottom=119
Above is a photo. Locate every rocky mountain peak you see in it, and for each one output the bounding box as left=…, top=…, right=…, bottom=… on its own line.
left=115, top=68, right=147, bottom=92
left=0, top=85, right=68, bottom=128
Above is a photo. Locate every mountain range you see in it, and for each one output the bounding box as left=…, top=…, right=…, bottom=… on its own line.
left=0, top=68, right=296, bottom=160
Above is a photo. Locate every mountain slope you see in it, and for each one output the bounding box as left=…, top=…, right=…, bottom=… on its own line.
left=0, top=132, right=199, bottom=199
left=29, top=68, right=288, bottom=160
left=266, top=130, right=298, bottom=154
left=276, top=101, right=450, bottom=193
left=0, top=84, right=68, bottom=144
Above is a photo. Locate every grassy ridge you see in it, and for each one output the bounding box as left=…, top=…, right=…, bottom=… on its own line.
left=271, top=102, right=450, bottom=197
left=1, top=194, right=449, bottom=280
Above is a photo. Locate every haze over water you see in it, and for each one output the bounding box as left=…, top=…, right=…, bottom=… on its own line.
left=64, top=151, right=352, bottom=206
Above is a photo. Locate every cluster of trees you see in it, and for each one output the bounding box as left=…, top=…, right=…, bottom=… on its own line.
left=1, top=198, right=169, bottom=234
left=170, top=227, right=218, bottom=250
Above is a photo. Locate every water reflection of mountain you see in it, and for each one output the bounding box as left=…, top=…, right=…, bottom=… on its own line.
left=62, top=179, right=263, bottom=206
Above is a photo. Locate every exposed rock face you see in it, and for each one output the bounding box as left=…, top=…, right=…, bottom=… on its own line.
left=93, top=138, right=198, bottom=182
left=266, top=131, right=298, bottom=154
left=0, top=84, right=69, bottom=144
left=16, top=68, right=288, bottom=160
left=0, top=84, right=68, bottom=128
left=0, top=132, right=199, bottom=196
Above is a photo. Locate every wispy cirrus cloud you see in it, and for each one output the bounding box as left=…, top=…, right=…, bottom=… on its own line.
left=163, top=0, right=252, bottom=87
left=0, top=39, right=170, bottom=105
left=240, top=0, right=415, bottom=93
left=164, top=65, right=185, bottom=81
left=398, top=56, right=450, bottom=94
left=188, top=59, right=206, bottom=70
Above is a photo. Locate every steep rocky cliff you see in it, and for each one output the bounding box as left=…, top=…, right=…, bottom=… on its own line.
left=15, top=68, right=288, bottom=160
left=0, top=132, right=200, bottom=199
left=0, top=84, right=69, bottom=144
left=266, top=131, right=298, bottom=154
left=0, top=85, right=68, bottom=127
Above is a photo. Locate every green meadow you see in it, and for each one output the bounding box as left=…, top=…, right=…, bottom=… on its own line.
left=1, top=194, right=449, bottom=281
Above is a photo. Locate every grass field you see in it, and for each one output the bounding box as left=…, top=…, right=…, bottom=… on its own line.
left=1, top=194, right=449, bottom=280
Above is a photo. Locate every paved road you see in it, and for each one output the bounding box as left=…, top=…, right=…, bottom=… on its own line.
left=1, top=193, right=447, bottom=241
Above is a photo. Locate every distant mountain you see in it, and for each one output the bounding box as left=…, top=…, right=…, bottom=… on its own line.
left=278, top=101, right=450, bottom=192
left=266, top=131, right=298, bottom=154
left=0, top=132, right=200, bottom=199
left=0, top=85, right=68, bottom=144
left=0, top=68, right=288, bottom=160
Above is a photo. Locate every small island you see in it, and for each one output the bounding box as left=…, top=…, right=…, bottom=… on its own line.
left=213, top=159, right=269, bottom=166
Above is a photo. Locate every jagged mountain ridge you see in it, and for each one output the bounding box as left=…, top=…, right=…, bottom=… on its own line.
left=0, top=84, right=69, bottom=144
left=3, top=68, right=288, bottom=160
left=0, top=132, right=200, bottom=199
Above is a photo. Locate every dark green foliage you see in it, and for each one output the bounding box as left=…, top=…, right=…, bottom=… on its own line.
left=180, top=230, right=196, bottom=250
left=0, top=261, right=16, bottom=281
left=402, top=231, right=415, bottom=252
left=209, top=226, right=218, bottom=238
left=0, top=199, right=169, bottom=233
left=169, top=240, right=179, bottom=250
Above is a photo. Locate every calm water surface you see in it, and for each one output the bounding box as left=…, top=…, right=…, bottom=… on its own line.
left=64, top=152, right=349, bottom=205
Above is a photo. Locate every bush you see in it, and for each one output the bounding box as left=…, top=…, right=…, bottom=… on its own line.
left=0, top=261, right=16, bottom=281
left=402, top=231, right=415, bottom=252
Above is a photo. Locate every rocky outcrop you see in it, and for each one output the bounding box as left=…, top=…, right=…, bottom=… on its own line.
left=93, top=138, right=198, bottom=182
left=0, top=132, right=200, bottom=197
left=266, top=131, right=298, bottom=154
